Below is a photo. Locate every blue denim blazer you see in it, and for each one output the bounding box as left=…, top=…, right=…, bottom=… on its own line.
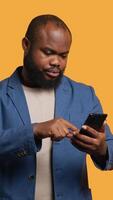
left=0, top=67, right=113, bottom=200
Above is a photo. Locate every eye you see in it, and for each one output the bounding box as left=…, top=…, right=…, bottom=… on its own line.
left=43, top=49, right=53, bottom=56
left=61, top=54, right=68, bottom=59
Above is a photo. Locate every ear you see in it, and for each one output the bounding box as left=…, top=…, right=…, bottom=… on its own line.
left=22, top=37, right=31, bottom=55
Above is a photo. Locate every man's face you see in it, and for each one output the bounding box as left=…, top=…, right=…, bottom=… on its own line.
left=23, top=23, right=72, bottom=88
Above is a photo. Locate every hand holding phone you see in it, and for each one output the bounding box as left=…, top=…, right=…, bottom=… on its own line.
left=80, top=113, right=107, bottom=137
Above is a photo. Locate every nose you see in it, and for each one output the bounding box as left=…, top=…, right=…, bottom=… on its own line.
left=49, top=55, right=60, bottom=67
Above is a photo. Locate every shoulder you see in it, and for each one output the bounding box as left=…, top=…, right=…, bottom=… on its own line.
left=0, top=77, right=9, bottom=92
left=0, top=67, right=21, bottom=95
left=61, top=75, right=99, bottom=108
left=63, top=75, right=95, bottom=96
left=0, top=78, right=10, bottom=106
left=62, top=76, right=102, bottom=114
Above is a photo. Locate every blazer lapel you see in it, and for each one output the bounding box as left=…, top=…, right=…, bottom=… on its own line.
left=7, top=68, right=31, bottom=125
left=55, top=76, right=72, bottom=120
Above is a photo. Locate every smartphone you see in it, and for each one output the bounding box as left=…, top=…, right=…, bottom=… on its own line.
left=80, top=113, right=107, bottom=136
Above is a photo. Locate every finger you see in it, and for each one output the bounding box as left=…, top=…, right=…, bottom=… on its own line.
left=57, top=125, right=71, bottom=138
left=71, top=142, right=92, bottom=154
left=60, top=126, right=78, bottom=138
left=63, top=119, right=78, bottom=131
left=63, top=127, right=71, bottom=135
left=67, top=130, right=80, bottom=139
left=68, top=128, right=79, bottom=136
left=57, top=126, right=67, bottom=138
left=99, top=124, right=105, bottom=132
left=71, top=138, right=94, bottom=152
left=59, top=120, right=79, bottom=137
left=73, top=133, right=97, bottom=145
left=52, top=126, right=67, bottom=140
left=66, top=133, right=73, bottom=139
left=81, top=125, right=99, bottom=138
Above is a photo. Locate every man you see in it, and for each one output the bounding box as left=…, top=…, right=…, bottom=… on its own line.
left=0, top=14, right=113, bottom=200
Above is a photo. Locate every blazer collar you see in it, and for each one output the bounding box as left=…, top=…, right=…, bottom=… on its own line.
left=7, top=67, right=31, bottom=125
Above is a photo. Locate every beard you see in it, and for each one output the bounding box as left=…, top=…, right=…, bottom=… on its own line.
left=22, top=53, right=64, bottom=89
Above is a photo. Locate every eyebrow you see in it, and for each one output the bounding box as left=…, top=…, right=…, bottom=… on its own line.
left=41, top=47, right=69, bottom=55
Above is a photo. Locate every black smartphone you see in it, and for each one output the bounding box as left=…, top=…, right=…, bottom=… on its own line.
left=80, top=113, right=107, bottom=136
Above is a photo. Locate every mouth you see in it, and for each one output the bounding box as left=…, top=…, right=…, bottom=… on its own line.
left=44, top=68, right=60, bottom=78
left=45, top=71, right=60, bottom=78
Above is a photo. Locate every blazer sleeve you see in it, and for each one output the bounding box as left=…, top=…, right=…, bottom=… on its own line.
left=88, top=86, right=113, bottom=170
left=0, top=99, right=41, bottom=161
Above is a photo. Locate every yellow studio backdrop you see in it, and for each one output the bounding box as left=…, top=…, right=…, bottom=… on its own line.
left=0, top=1, right=113, bottom=199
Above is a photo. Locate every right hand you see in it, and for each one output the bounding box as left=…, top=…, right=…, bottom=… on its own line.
left=33, top=118, right=78, bottom=141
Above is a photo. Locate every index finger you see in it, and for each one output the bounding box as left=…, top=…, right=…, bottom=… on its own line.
left=63, top=119, right=78, bottom=131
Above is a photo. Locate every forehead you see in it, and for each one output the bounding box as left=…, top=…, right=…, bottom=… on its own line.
left=34, top=23, right=71, bottom=51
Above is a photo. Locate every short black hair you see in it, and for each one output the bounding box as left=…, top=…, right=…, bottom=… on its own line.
left=25, top=14, right=72, bottom=42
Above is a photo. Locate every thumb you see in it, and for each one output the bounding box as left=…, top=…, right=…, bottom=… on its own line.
left=100, top=122, right=106, bottom=132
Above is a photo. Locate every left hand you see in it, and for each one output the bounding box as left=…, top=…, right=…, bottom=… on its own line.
left=71, top=125, right=108, bottom=157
